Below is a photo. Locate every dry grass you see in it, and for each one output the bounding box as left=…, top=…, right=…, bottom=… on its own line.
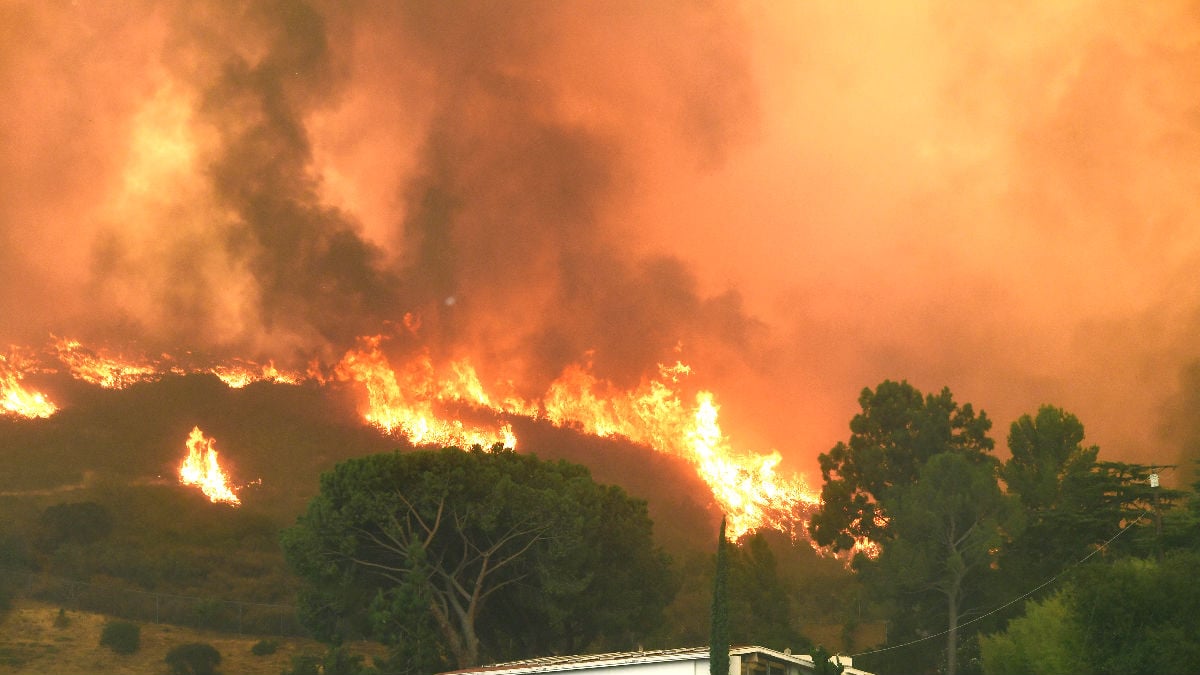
left=0, top=599, right=382, bottom=675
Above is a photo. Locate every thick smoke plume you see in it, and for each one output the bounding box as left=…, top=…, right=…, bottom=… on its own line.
left=3, top=1, right=1200, bottom=477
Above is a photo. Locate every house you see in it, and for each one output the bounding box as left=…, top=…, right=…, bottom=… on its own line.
left=439, top=645, right=875, bottom=675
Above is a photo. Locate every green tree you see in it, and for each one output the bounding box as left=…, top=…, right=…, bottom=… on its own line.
left=282, top=446, right=674, bottom=671
left=879, top=453, right=1017, bottom=675
left=1068, top=552, right=1200, bottom=675
left=710, top=516, right=729, bottom=675
left=810, top=380, right=994, bottom=552
left=998, top=407, right=1110, bottom=590
left=100, top=620, right=141, bottom=654
left=727, top=532, right=810, bottom=652
left=165, top=642, right=222, bottom=675
left=980, top=593, right=1086, bottom=675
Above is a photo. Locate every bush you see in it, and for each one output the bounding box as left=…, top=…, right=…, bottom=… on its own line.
left=250, top=638, right=278, bottom=656
left=165, top=642, right=222, bottom=675
left=99, top=620, right=140, bottom=654
left=53, top=608, right=70, bottom=629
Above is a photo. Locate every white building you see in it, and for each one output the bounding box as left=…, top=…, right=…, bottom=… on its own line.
left=439, top=646, right=874, bottom=675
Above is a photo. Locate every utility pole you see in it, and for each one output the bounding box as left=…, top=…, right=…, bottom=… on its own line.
left=1149, top=467, right=1163, bottom=562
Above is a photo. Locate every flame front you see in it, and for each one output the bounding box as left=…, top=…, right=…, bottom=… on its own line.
left=542, top=362, right=819, bottom=538
left=178, top=426, right=241, bottom=505
left=54, top=338, right=160, bottom=389
left=336, top=341, right=818, bottom=538
left=335, top=336, right=517, bottom=449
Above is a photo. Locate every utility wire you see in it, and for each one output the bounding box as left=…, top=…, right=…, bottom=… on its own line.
left=848, top=509, right=1150, bottom=659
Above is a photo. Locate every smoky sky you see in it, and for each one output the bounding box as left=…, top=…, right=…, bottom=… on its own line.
left=3, top=1, right=1199, bottom=479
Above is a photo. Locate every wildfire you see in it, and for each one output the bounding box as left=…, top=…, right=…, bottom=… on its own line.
left=54, top=336, right=302, bottom=389
left=209, top=360, right=302, bottom=388
left=54, top=337, right=160, bottom=389
left=0, top=352, right=57, bottom=419
left=9, top=333, right=824, bottom=537
left=334, top=336, right=518, bottom=449
left=178, top=426, right=242, bottom=505
left=540, top=361, right=819, bottom=537
left=334, top=339, right=818, bottom=538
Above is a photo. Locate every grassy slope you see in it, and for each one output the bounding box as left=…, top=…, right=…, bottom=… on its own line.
left=0, top=600, right=382, bottom=675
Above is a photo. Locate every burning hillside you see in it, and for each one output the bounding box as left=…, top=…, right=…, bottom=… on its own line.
left=2, top=334, right=817, bottom=537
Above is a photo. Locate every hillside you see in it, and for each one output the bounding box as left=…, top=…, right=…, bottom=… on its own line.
left=0, top=599, right=381, bottom=675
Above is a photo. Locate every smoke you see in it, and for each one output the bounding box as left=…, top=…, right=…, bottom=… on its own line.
left=3, top=1, right=1200, bottom=477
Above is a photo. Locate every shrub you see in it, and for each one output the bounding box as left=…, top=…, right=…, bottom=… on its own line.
left=250, top=638, right=278, bottom=656
left=165, top=642, right=222, bottom=675
left=53, top=608, right=70, bottom=629
left=99, top=620, right=140, bottom=654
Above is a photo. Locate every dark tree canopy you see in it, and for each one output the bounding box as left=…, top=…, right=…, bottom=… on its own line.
left=880, top=453, right=1018, bottom=675
left=810, top=380, right=994, bottom=552
left=282, top=446, right=675, bottom=672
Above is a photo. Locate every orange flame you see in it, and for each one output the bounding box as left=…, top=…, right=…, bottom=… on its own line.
left=542, top=361, right=818, bottom=538
left=336, top=339, right=818, bottom=538
left=178, top=426, right=241, bottom=505
left=54, top=337, right=303, bottom=390
left=54, top=337, right=160, bottom=389
left=0, top=353, right=57, bottom=419
left=209, top=359, right=302, bottom=388
left=334, top=336, right=517, bottom=449
left=14, top=334, right=824, bottom=538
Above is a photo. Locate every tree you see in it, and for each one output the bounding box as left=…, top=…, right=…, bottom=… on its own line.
left=998, top=407, right=1110, bottom=590
left=979, top=593, right=1087, bottom=675
left=810, top=380, right=994, bottom=552
left=1068, top=552, right=1200, bottom=675
left=282, top=446, right=674, bottom=671
left=710, top=516, right=729, bottom=675
left=727, top=532, right=810, bottom=653
left=165, top=642, right=222, bottom=675
left=879, top=453, right=1017, bottom=675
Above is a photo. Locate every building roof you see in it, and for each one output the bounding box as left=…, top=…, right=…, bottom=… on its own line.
left=440, top=645, right=868, bottom=675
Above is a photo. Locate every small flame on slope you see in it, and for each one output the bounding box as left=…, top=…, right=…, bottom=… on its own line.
left=0, top=353, right=57, bottom=419
left=178, top=426, right=242, bottom=505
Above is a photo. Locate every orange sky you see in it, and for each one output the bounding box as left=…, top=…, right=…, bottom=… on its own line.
left=2, top=1, right=1199, bottom=479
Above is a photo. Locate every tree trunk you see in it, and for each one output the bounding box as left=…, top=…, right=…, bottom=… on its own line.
left=946, top=586, right=958, bottom=675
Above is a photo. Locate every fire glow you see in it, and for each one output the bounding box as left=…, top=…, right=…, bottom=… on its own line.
left=178, top=426, right=242, bottom=506
left=7, top=335, right=819, bottom=537
left=0, top=353, right=56, bottom=419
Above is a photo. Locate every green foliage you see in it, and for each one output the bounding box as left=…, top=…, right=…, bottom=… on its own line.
left=878, top=453, right=1015, bottom=675
left=709, top=517, right=729, bottom=675
left=250, top=639, right=279, bottom=656
left=980, top=593, right=1086, bottom=675
left=1069, top=552, right=1200, bottom=675
left=283, top=446, right=675, bottom=670
left=165, top=642, right=222, bottom=675
left=282, top=647, right=377, bottom=675
left=99, top=619, right=141, bottom=654
left=810, top=380, right=994, bottom=552
left=727, top=533, right=810, bottom=652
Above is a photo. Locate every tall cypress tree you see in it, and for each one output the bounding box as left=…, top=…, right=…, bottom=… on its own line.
left=710, top=516, right=730, bottom=675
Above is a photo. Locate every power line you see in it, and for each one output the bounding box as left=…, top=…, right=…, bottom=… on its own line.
left=848, top=509, right=1151, bottom=659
